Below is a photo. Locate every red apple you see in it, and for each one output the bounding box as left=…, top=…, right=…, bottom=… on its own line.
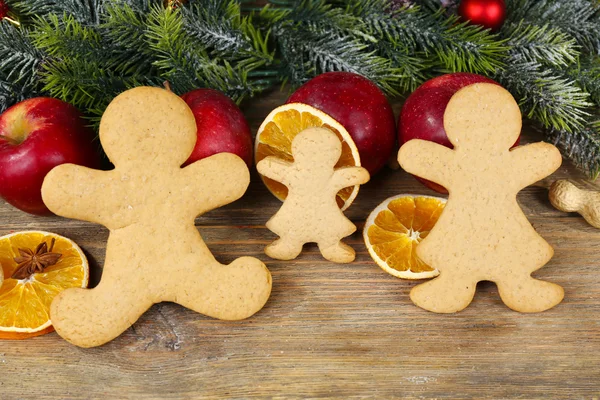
left=399, top=72, right=519, bottom=193
left=181, top=89, right=252, bottom=167
left=0, top=98, right=102, bottom=215
left=286, top=72, right=396, bottom=174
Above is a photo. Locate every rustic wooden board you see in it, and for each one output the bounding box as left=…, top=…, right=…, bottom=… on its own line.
left=0, top=89, right=599, bottom=399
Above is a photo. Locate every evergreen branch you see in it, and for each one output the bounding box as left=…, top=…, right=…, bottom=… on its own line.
left=0, top=78, right=42, bottom=112
left=102, top=3, right=156, bottom=76
left=546, top=119, right=600, bottom=180
left=181, top=0, right=274, bottom=71
left=110, top=0, right=157, bottom=13
left=569, top=56, right=600, bottom=106
left=503, top=21, right=579, bottom=68
left=0, top=21, right=45, bottom=86
left=30, top=13, right=109, bottom=61
left=413, top=0, right=459, bottom=15
left=0, top=79, right=18, bottom=112
left=346, top=0, right=420, bottom=48
left=30, top=8, right=157, bottom=117
left=0, top=21, right=46, bottom=111
left=283, top=0, right=363, bottom=32
left=146, top=6, right=260, bottom=102
left=40, top=58, right=134, bottom=114
left=7, top=0, right=106, bottom=24
left=375, top=40, right=428, bottom=92
left=270, top=0, right=407, bottom=92
left=436, top=17, right=507, bottom=74
left=347, top=1, right=507, bottom=75
left=273, top=22, right=401, bottom=93
left=496, top=59, right=592, bottom=132
left=505, top=0, right=600, bottom=55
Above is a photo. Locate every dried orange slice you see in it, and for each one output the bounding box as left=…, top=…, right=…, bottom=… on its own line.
left=255, top=103, right=361, bottom=210
left=0, top=231, right=88, bottom=339
left=364, top=195, right=446, bottom=279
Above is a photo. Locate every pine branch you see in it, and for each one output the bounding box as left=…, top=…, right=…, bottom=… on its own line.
left=30, top=13, right=110, bottom=62
left=414, top=0, right=459, bottom=15
left=0, top=21, right=46, bottom=112
left=181, top=0, right=274, bottom=71
left=7, top=0, right=106, bottom=24
left=29, top=13, right=117, bottom=113
left=30, top=9, right=157, bottom=117
left=375, top=40, right=428, bottom=92
left=569, top=56, right=600, bottom=106
left=269, top=0, right=403, bottom=93
left=40, top=58, right=135, bottom=114
left=110, top=0, right=157, bottom=13
left=283, top=0, right=365, bottom=36
left=348, top=1, right=507, bottom=76
left=341, top=0, right=428, bottom=91
left=546, top=119, right=600, bottom=180
left=102, top=2, right=157, bottom=76
left=0, top=21, right=44, bottom=86
left=505, top=0, right=600, bottom=56
left=0, top=78, right=39, bottom=112
left=437, top=17, right=507, bottom=73
left=146, top=6, right=262, bottom=102
left=495, top=59, right=592, bottom=133
left=502, top=21, right=579, bottom=68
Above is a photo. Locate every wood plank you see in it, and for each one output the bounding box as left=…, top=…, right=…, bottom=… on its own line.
left=0, top=90, right=599, bottom=399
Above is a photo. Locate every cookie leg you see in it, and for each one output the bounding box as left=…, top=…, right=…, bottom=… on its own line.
left=410, top=274, right=477, bottom=313
left=497, top=275, right=564, bottom=312
left=176, top=257, right=272, bottom=321
left=318, top=240, right=355, bottom=263
left=265, top=238, right=303, bottom=260
left=51, top=281, right=153, bottom=348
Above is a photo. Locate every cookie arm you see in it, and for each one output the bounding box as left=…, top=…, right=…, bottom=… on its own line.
left=256, top=156, right=293, bottom=186
left=398, top=140, right=455, bottom=188
left=41, top=165, right=122, bottom=226
left=331, top=166, right=370, bottom=190
left=508, top=143, right=562, bottom=190
left=182, top=153, right=250, bottom=214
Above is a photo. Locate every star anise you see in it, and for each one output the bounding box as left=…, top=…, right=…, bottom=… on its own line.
left=11, top=238, right=62, bottom=280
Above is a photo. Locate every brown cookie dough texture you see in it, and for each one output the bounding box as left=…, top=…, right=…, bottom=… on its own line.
left=41, top=86, right=272, bottom=347
left=398, top=83, right=564, bottom=313
left=257, top=127, right=370, bottom=263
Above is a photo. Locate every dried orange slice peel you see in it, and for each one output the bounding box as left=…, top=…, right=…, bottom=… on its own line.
left=364, top=195, right=446, bottom=279
left=255, top=103, right=361, bottom=211
left=0, top=231, right=89, bottom=339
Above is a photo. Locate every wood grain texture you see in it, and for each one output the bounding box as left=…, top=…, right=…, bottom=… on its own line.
left=0, top=89, right=599, bottom=399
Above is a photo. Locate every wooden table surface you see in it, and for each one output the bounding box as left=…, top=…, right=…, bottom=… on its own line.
left=1, top=89, right=599, bottom=399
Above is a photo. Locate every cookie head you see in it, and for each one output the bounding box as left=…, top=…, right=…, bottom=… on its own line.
left=99, top=87, right=197, bottom=167
left=291, top=127, right=342, bottom=168
left=443, top=83, right=522, bottom=153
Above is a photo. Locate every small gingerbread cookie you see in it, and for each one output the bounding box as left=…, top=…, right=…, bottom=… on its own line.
left=42, top=86, right=272, bottom=347
left=398, top=83, right=563, bottom=313
left=257, top=127, right=370, bottom=263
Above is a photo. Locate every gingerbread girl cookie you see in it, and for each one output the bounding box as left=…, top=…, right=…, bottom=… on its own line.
left=42, top=86, right=272, bottom=347
left=257, top=127, right=370, bottom=263
left=398, top=83, right=564, bottom=313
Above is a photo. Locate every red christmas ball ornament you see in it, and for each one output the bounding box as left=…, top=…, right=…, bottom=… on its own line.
left=458, top=0, right=506, bottom=31
left=0, top=1, right=10, bottom=20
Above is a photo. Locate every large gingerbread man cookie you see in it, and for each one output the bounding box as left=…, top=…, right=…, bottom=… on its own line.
left=398, top=83, right=563, bottom=313
left=42, top=87, right=272, bottom=347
